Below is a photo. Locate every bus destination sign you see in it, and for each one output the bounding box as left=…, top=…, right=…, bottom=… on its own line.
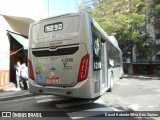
left=44, top=22, right=63, bottom=32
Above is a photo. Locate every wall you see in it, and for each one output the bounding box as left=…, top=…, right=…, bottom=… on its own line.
left=0, top=16, right=12, bottom=89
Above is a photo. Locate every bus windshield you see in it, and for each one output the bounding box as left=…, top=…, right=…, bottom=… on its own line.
left=31, top=16, right=80, bottom=43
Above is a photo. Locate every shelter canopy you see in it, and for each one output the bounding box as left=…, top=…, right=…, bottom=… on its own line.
left=8, top=32, right=28, bottom=49
left=1, top=14, right=34, bottom=36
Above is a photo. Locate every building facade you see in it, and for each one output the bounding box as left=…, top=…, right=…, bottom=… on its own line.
left=0, top=14, right=34, bottom=90
left=113, top=0, right=160, bottom=75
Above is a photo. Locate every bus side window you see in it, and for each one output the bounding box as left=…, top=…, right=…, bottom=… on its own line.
left=107, top=41, right=112, bottom=67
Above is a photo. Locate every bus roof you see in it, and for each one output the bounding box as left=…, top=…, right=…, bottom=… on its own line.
left=30, top=12, right=87, bottom=28
left=33, top=12, right=84, bottom=24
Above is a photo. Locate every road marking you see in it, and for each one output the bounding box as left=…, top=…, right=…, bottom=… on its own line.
left=55, top=100, right=92, bottom=108
left=129, top=104, right=142, bottom=110
left=154, top=90, right=160, bottom=92
left=55, top=99, right=106, bottom=108
left=37, top=97, right=71, bottom=103
left=94, top=99, right=106, bottom=105
left=148, top=105, right=158, bottom=108
left=109, top=107, right=123, bottom=111
left=67, top=107, right=113, bottom=119
left=35, top=95, right=53, bottom=99
left=0, top=97, right=34, bottom=104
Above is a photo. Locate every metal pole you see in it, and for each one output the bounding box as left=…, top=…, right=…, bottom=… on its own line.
left=48, top=0, right=49, bottom=17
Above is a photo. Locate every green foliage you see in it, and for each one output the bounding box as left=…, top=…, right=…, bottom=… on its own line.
left=78, top=0, right=160, bottom=62
left=78, top=0, right=146, bottom=38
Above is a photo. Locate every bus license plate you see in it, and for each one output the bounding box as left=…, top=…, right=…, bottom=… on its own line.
left=47, top=77, right=60, bottom=83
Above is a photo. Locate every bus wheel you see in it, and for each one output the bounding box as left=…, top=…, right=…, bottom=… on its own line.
left=107, top=72, right=114, bottom=92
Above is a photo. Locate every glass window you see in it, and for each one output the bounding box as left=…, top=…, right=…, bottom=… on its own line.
left=91, top=24, right=102, bottom=71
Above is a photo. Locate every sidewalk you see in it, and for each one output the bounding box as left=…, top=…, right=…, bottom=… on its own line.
left=123, top=74, right=160, bottom=80
left=0, top=87, right=34, bottom=102
left=0, top=74, right=159, bottom=102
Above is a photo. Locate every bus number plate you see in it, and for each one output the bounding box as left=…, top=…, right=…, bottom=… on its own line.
left=44, top=22, right=63, bottom=32
left=47, top=77, right=60, bottom=83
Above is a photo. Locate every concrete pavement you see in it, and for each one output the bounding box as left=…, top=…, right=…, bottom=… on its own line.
left=0, top=87, right=34, bottom=102
left=123, top=74, right=160, bottom=80
left=101, top=74, right=160, bottom=112
left=0, top=74, right=159, bottom=102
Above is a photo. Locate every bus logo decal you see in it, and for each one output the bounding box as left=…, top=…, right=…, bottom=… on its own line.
left=36, top=67, right=42, bottom=75
left=94, top=38, right=100, bottom=56
left=36, top=67, right=43, bottom=82
left=62, top=63, right=72, bottom=70
left=63, top=63, right=67, bottom=68
left=50, top=66, right=56, bottom=71
left=49, top=43, right=56, bottom=49
left=48, top=66, right=60, bottom=83
left=37, top=75, right=43, bottom=82
left=50, top=66, right=56, bottom=77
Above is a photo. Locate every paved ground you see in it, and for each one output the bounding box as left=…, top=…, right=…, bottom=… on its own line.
left=101, top=74, right=160, bottom=111
left=0, top=87, right=34, bottom=102
left=0, top=74, right=160, bottom=120
left=0, top=74, right=159, bottom=102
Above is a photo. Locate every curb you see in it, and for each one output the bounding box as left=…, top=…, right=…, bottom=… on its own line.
left=0, top=91, right=35, bottom=102
left=123, top=74, right=160, bottom=80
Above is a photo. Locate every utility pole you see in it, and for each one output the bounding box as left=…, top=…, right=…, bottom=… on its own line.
left=48, top=0, right=50, bottom=17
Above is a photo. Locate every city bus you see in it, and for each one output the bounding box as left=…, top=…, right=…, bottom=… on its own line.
left=28, top=12, right=123, bottom=99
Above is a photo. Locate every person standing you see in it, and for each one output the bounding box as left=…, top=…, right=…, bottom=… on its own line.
left=20, top=63, right=28, bottom=90
left=15, top=61, right=22, bottom=90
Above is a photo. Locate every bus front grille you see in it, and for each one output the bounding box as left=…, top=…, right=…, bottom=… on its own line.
left=32, top=47, right=79, bottom=57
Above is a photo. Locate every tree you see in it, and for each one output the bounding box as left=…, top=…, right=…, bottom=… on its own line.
left=78, top=0, right=160, bottom=63
left=78, top=0, right=147, bottom=60
left=141, top=0, right=160, bottom=62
